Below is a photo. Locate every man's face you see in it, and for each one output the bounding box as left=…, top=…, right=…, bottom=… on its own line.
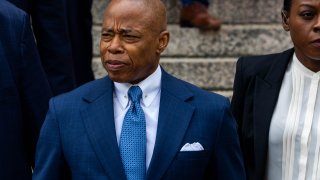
left=284, top=0, right=320, bottom=65
left=100, top=1, right=162, bottom=84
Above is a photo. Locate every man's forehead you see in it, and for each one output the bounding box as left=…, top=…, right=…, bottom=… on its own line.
left=102, top=10, right=151, bottom=31
left=105, top=0, right=162, bottom=19
left=103, top=0, right=166, bottom=31
left=102, top=17, right=147, bottom=29
left=104, top=2, right=150, bottom=22
left=102, top=27, right=138, bottom=33
left=107, top=0, right=146, bottom=12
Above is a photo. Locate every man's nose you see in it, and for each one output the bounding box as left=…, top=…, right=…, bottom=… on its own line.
left=108, top=35, right=124, bottom=54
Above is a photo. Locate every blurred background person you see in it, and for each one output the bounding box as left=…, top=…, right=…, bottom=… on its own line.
left=0, top=1, right=52, bottom=179
left=8, top=0, right=96, bottom=94
left=64, top=0, right=95, bottom=86
left=231, top=0, right=320, bottom=179
left=180, top=0, right=221, bottom=30
left=8, top=0, right=75, bottom=95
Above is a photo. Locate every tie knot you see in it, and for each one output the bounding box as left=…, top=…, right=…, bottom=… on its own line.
left=128, top=86, right=142, bottom=103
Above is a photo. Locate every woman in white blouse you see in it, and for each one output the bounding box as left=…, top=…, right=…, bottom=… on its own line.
left=231, top=0, right=320, bottom=179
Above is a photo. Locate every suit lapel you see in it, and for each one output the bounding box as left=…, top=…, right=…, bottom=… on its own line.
left=253, top=49, right=294, bottom=178
left=81, top=77, right=126, bottom=180
left=147, top=69, right=194, bottom=180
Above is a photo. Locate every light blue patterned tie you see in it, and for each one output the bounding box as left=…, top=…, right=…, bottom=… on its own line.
left=120, top=86, right=146, bottom=180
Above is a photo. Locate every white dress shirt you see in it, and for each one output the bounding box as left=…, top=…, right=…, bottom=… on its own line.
left=266, top=54, right=320, bottom=180
left=113, top=66, right=161, bottom=170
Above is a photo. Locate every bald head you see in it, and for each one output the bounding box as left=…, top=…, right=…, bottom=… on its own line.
left=105, top=0, right=167, bottom=33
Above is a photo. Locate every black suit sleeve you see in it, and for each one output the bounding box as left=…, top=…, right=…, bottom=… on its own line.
left=231, top=57, right=246, bottom=134
left=212, top=98, right=246, bottom=180
left=30, top=0, right=76, bottom=95
left=19, top=12, right=52, bottom=167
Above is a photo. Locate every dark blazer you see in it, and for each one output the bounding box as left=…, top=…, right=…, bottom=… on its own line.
left=8, top=0, right=76, bottom=95
left=64, top=0, right=95, bottom=86
left=33, top=69, right=245, bottom=180
left=231, top=48, right=294, bottom=180
left=0, top=1, right=52, bottom=179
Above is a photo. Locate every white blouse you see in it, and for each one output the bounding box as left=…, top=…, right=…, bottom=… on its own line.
left=266, top=54, right=320, bottom=180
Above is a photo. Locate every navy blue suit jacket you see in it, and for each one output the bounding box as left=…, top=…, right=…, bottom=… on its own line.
left=0, top=1, right=52, bottom=179
left=33, top=69, right=245, bottom=180
left=8, top=0, right=76, bottom=95
left=231, top=49, right=294, bottom=180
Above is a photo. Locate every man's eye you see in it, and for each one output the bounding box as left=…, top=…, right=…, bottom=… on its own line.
left=124, top=35, right=136, bottom=39
left=101, top=33, right=113, bottom=40
left=123, top=35, right=139, bottom=42
left=102, top=33, right=112, bottom=37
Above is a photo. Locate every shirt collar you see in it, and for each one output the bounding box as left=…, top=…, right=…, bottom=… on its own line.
left=114, top=65, right=162, bottom=108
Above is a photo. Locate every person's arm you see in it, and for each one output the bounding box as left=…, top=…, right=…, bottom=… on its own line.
left=211, top=98, right=246, bottom=180
left=30, top=0, right=76, bottom=95
left=33, top=98, right=71, bottom=180
left=231, top=57, right=246, bottom=135
left=18, top=12, right=52, bottom=168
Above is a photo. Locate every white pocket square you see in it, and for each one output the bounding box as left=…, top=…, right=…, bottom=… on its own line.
left=180, top=142, right=204, bottom=151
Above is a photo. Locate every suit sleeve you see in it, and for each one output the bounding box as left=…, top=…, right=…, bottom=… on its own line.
left=231, top=57, right=245, bottom=136
left=211, top=98, right=246, bottom=180
left=30, top=0, right=75, bottom=95
left=19, top=13, right=52, bottom=168
left=33, top=98, right=71, bottom=180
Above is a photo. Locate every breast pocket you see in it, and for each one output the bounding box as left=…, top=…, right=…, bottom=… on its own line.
left=163, top=150, right=212, bottom=179
left=176, top=150, right=211, bottom=160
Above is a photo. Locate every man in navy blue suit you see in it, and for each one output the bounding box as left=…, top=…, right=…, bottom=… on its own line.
left=8, top=0, right=76, bottom=95
left=0, top=1, right=52, bottom=179
left=33, top=0, right=245, bottom=179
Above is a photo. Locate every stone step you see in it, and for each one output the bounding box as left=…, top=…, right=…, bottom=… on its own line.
left=92, top=0, right=284, bottom=24
left=91, top=0, right=291, bottom=97
left=92, top=24, right=292, bottom=58
left=92, top=57, right=237, bottom=91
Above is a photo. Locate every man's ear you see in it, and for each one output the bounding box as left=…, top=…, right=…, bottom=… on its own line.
left=282, top=10, right=290, bottom=31
left=156, top=30, right=170, bottom=54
